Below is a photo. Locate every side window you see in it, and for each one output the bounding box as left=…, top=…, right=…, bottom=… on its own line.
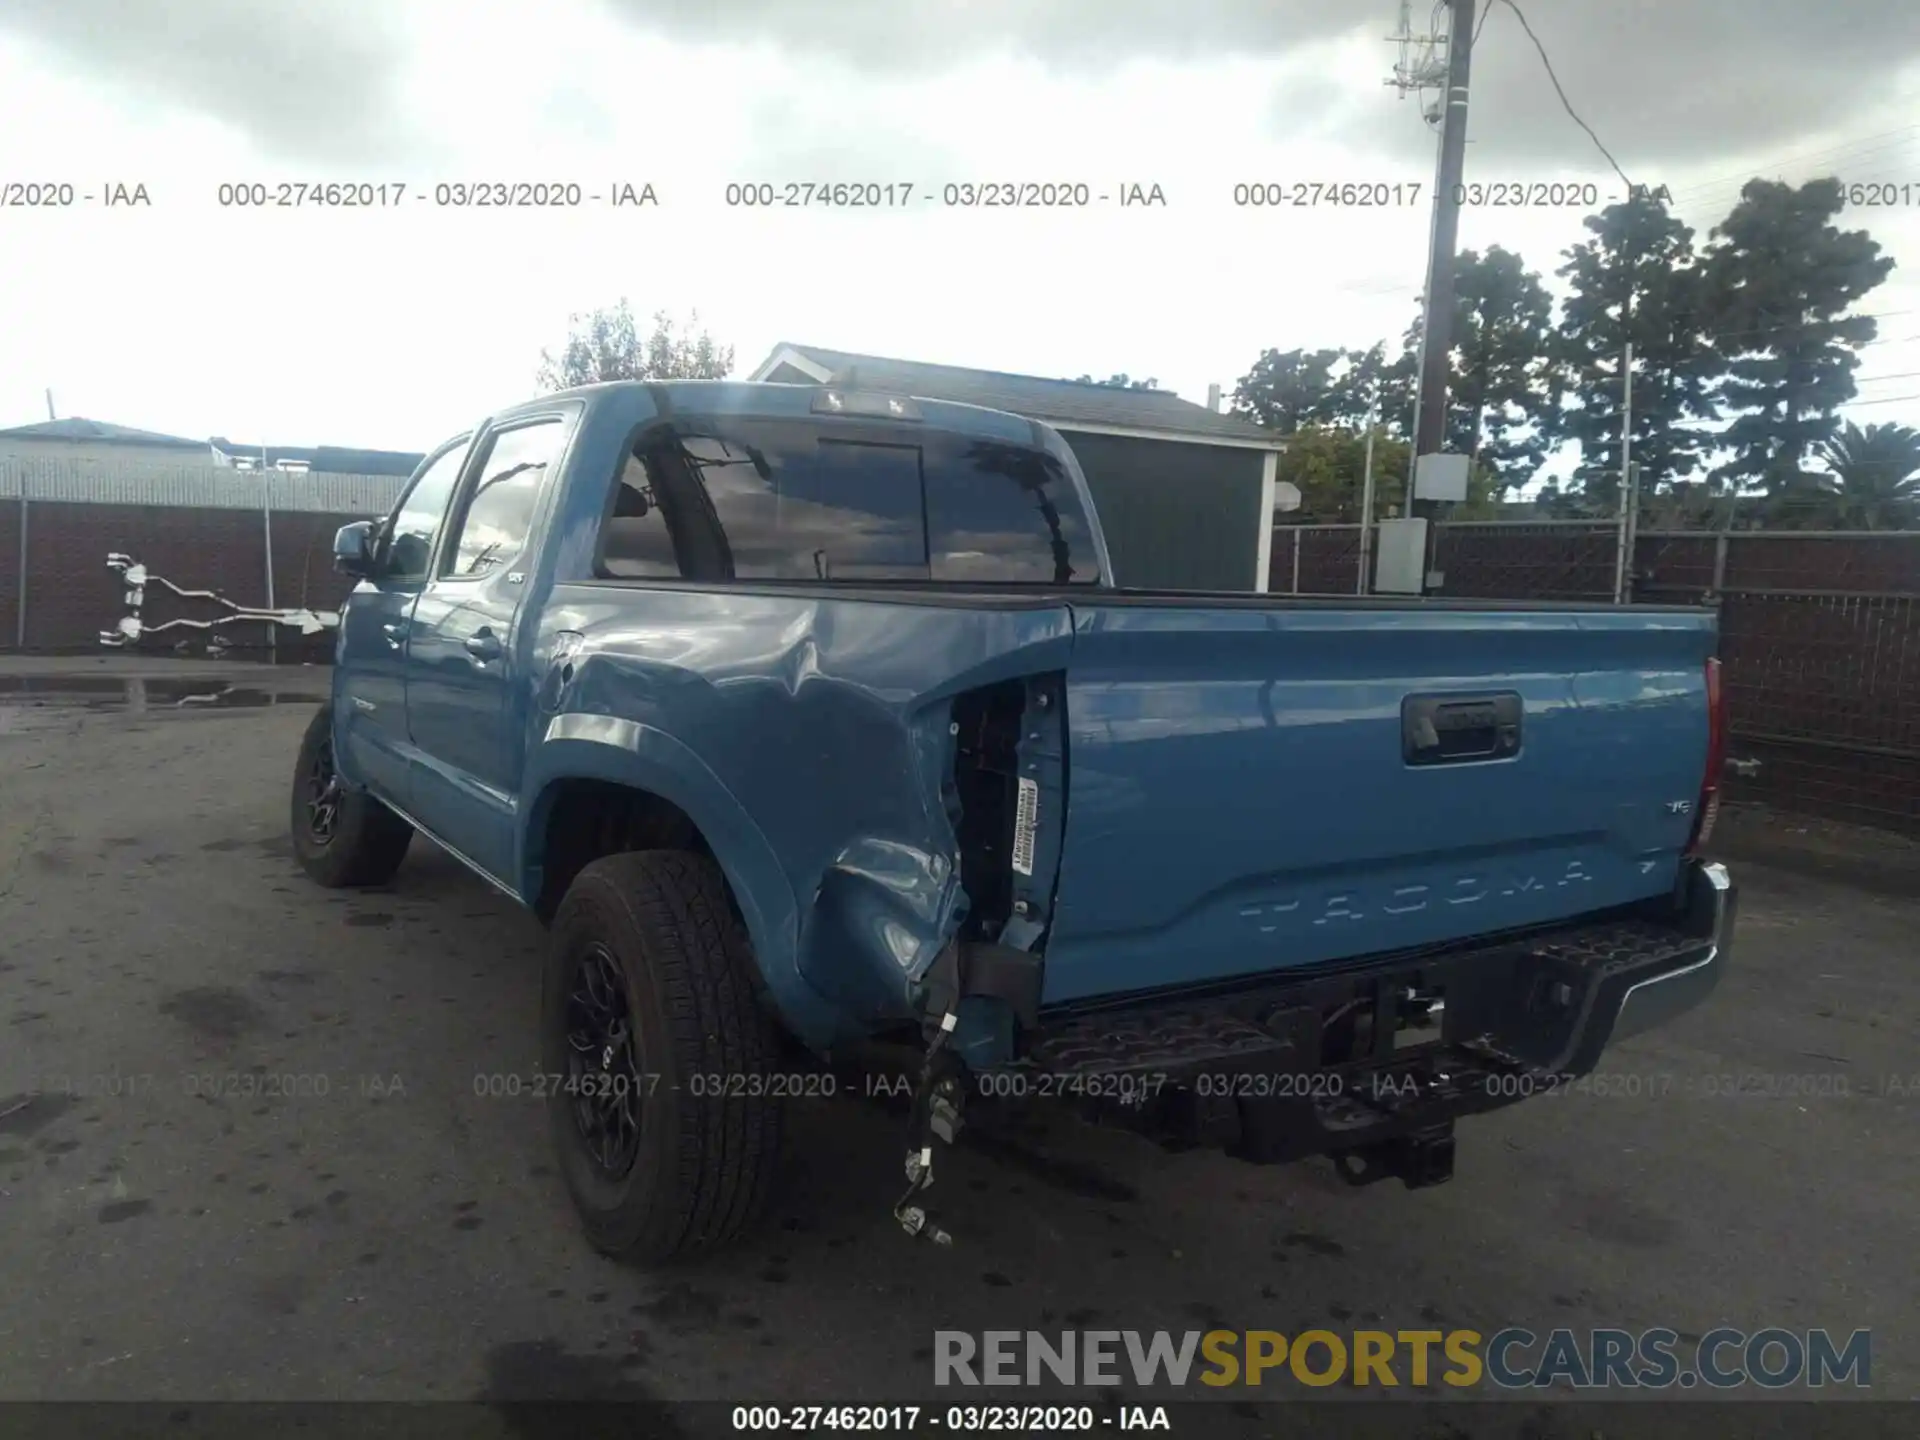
left=665, top=423, right=929, bottom=581
left=598, top=451, right=685, bottom=578
left=924, top=438, right=1100, bottom=584
left=384, top=438, right=470, bottom=583
left=443, top=419, right=570, bottom=579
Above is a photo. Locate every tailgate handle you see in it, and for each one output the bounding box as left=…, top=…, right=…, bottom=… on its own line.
left=1403, top=692, right=1522, bottom=765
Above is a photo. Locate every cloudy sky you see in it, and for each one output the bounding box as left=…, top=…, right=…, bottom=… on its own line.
left=2, top=0, right=1918, bottom=459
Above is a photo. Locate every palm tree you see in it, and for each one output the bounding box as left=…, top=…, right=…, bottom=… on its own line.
left=1807, top=421, right=1920, bottom=530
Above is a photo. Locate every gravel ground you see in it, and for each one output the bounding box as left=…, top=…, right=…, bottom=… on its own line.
left=1, top=662, right=1915, bottom=1429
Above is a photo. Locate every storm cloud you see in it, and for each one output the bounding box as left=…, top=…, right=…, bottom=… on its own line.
left=0, top=0, right=417, bottom=162
left=3, top=0, right=1918, bottom=174
left=594, top=0, right=1920, bottom=168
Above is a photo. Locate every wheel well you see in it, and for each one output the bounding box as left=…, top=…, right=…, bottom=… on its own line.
left=532, top=779, right=714, bottom=923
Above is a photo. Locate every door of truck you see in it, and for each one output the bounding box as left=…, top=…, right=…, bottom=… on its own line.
left=332, top=436, right=472, bottom=803
left=403, top=409, right=577, bottom=882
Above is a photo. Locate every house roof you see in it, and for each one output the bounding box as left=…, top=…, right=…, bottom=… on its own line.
left=209, top=439, right=426, bottom=476
left=310, top=445, right=426, bottom=477
left=751, top=343, right=1280, bottom=447
left=0, top=416, right=209, bottom=449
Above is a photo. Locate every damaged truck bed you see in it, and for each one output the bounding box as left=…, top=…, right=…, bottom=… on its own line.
left=293, top=377, right=1735, bottom=1261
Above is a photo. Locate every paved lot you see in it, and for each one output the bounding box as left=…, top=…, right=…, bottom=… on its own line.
left=2, top=661, right=1917, bottom=1418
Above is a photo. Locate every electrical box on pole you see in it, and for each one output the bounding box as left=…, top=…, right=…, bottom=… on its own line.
left=1413, top=452, right=1470, bottom=503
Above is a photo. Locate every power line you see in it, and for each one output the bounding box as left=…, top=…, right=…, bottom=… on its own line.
left=1497, top=0, right=1633, bottom=192
left=1840, top=391, right=1920, bottom=408
left=1694, top=308, right=1917, bottom=346
left=1668, top=144, right=1920, bottom=210
left=1334, top=311, right=1920, bottom=373
left=1552, top=304, right=1919, bottom=349
left=1663, top=392, right=1917, bottom=420
left=1660, top=124, right=1920, bottom=205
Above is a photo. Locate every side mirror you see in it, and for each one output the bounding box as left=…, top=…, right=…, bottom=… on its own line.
left=333, top=520, right=380, bottom=577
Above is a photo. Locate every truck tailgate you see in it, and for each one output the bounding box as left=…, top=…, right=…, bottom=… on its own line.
left=1041, top=600, right=1718, bottom=1003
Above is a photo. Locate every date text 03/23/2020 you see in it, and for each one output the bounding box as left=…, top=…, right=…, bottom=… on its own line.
left=729, top=1405, right=1171, bottom=1433
left=722, top=182, right=1166, bottom=208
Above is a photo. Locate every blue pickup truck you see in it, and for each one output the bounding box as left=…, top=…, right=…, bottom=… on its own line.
left=292, top=379, right=1735, bottom=1262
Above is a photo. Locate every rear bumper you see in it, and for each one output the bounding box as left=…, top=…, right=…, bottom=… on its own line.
left=1607, top=859, right=1734, bottom=1048
left=1016, top=858, right=1736, bottom=1167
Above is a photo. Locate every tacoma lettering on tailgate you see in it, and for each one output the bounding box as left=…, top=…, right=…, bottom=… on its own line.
left=1239, top=860, right=1595, bottom=935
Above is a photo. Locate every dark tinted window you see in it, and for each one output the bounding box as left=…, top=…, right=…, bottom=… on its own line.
left=384, top=438, right=469, bottom=582
left=599, top=452, right=684, bottom=578
left=629, top=422, right=929, bottom=581
left=924, top=438, right=1100, bottom=584
left=446, top=420, right=568, bottom=578
left=596, top=421, right=1100, bottom=586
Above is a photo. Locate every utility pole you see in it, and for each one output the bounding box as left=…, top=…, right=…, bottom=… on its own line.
left=1412, top=0, right=1476, bottom=471
left=1383, top=0, right=1477, bottom=588
left=45, top=389, right=56, bottom=420
left=1387, top=0, right=1451, bottom=522
left=1403, top=118, right=1445, bottom=518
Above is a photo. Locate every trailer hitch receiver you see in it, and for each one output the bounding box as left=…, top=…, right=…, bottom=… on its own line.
left=1333, top=1123, right=1456, bottom=1190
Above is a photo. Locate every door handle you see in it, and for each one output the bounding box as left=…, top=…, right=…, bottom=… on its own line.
left=465, top=630, right=503, bottom=662
left=381, top=621, right=406, bottom=650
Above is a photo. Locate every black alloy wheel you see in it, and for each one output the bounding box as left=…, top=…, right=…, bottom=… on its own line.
left=564, top=940, right=646, bottom=1178
left=304, top=732, right=343, bottom=845
left=290, top=704, right=414, bottom=888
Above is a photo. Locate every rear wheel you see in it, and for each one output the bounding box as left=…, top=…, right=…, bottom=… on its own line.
left=290, top=704, right=414, bottom=887
left=543, top=850, right=783, bottom=1263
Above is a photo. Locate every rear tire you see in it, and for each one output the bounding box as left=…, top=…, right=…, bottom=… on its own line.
left=543, top=850, right=784, bottom=1263
left=290, top=704, right=414, bottom=888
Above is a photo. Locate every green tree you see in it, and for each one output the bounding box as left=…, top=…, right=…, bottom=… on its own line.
left=1637, top=479, right=1737, bottom=530
left=1232, top=348, right=1349, bottom=433
left=1274, top=424, right=1406, bottom=521
left=1428, top=246, right=1563, bottom=494
left=1697, top=178, right=1895, bottom=495
left=1072, top=373, right=1160, bottom=389
left=1555, top=193, right=1722, bottom=511
left=537, top=299, right=733, bottom=389
left=1271, top=423, right=1500, bottom=523
left=1804, top=421, right=1920, bottom=529
left=1232, top=345, right=1414, bottom=435
left=1348, top=340, right=1421, bottom=439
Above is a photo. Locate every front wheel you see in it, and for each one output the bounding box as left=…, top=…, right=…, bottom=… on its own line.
left=543, top=850, right=784, bottom=1263
left=289, top=704, right=414, bottom=887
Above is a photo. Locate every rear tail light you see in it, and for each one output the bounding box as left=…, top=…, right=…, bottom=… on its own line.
left=1686, top=656, right=1727, bottom=856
